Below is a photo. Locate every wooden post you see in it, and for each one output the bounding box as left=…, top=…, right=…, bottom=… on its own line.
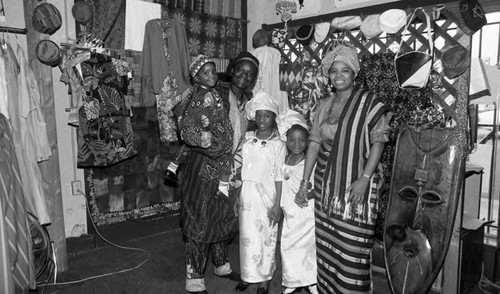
left=23, top=0, right=68, bottom=272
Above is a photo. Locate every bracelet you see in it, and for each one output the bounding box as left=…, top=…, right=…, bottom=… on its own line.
left=361, top=173, right=371, bottom=179
left=300, top=179, right=312, bottom=190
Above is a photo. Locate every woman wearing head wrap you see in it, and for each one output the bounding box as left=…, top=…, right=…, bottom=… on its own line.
left=297, top=45, right=391, bottom=293
left=238, top=90, right=286, bottom=294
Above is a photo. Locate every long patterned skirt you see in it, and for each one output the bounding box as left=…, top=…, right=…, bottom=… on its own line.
left=314, top=143, right=380, bottom=294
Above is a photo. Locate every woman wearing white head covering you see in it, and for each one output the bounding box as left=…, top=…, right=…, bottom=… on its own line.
left=238, top=90, right=286, bottom=294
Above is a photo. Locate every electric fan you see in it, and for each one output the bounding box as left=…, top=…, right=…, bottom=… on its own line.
left=27, top=212, right=52, bottom=279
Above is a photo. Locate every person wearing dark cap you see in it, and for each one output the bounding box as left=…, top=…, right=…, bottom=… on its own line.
left=250, top=29, right=289, bottom=113
left=176, top=55, right=240, bottom=294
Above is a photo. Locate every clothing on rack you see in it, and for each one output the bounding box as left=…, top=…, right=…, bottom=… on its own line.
left=139, top=18, right=190, bottom=142
left=250, top=45, right=289, bottom=113
left=76, top=52, right=137, bottom=167
left=0, top=113, right=35, bottom=293
left=1, top=40, right=51, bottom=225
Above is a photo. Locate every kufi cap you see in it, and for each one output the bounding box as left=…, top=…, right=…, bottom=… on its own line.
left=246, top=90, right=279, bottom=120
left=331, top=16, right=362, bottom=31
left=189, top=54, right=214, bottom=77
left=360, top=14, right=382, bottom=39
left=276, top=109, right=308, bottom=141
left=380, top=9, right=407, bottom=34
left=35, top=39, right=61, bottom=67
left=32, top=3, right=62, bottom=35
left=233, top=51, right=259, bottom=69
left=72, top=1, right=93, bottom=25
left=441, top=44, right=471, bottom=79
left=321, top=45, right=360, bottom=76
left=272, top=28, right=288, bottom=49
left=295, top=24, right=315, bottom=46
left=458, top=0, right=487, bottom=35
left=252, top=29, right=270, bottom=48
left=314, top=22, right=330, bottom=44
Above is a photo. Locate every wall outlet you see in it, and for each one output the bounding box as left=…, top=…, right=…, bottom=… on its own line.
left=71, top=180, right=82, bottom=196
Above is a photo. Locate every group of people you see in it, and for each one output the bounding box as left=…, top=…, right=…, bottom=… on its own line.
left=166, top=42, right=391, bottom=294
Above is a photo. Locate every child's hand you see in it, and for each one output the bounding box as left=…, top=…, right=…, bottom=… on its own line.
left=267, top=204, right=282, bottom=227
left=200, top=131, right=212, bottom=148
left=294, top=186, right=309, bottom=208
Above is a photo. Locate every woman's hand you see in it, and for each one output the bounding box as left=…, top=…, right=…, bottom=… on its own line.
left=267, top=204, right=282, bottom=227
left=294, top=186, right=309, bottom=208
left=346, top=176, right=370, bottom=206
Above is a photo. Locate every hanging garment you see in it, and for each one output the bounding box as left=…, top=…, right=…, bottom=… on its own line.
left=139, top=19, right=190, bottom=141
left=16, top=44, right=52, bottom=162
left=250, top=46, right=289, bottom=113
left=0, top=113, right=36, bottom=293
left=3, top=42, right=50, bottom=225
left=77, top=53, right=137, bottom=167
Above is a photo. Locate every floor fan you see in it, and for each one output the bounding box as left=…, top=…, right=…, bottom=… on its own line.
left=27, top=212, right=52, bottom=280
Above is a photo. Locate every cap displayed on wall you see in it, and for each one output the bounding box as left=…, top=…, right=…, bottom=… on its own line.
left=379, top=9, right=407, bottom=34
left=295, top=24, right=315, bottom=46
left=458, top=0, right=487, bottom=36
left=72, top=1, right=93, bottom=25
left=272, top=28, right=288, bottom=49
left=32, top=3, right=62, bottom=35
left=35, top=39, right=61, bottom=67
left=360, top=14, right=382, bottom=39
left=314, top=22, right=330, bottom=44
left=331, top=15, right=362, bottom=31
left=441, top=44, right=471, bottom=79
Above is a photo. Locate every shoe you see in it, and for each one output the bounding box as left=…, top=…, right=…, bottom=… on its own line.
left=164, top=170, right=178, bottom=187
left=257, top=282, right=270, bottom=294
left=186, top=291, right=208, bottom=294
left=235, top=281, right=250, bottom=292
left=217, top=271, right=242, bottom=282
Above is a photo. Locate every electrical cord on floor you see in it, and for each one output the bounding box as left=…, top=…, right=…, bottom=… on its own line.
left=479, top=263, right=500, bottom=294
left=36, top=191, right=151, bottom=290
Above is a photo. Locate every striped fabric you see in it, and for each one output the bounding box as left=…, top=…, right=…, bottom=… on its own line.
left=0, top=114, right=34, bottom=293
left=320, top=89, right=387, bottom=220
left=314, top=142, right=380, bottom=294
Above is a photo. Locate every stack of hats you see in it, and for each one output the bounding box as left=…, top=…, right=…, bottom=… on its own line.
left=331, top=15, right=362, bottom=31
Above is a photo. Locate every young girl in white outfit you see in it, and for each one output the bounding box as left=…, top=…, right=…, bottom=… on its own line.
left=277, top=110, right=318, bottom=294
left=238, top=90, right=286, bottom=294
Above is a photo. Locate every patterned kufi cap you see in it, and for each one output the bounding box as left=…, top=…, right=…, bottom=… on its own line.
left=321, top=45, right=360, bottom=77
left=246, top=90, right=279, bottom=120
left=276, top=109, right=309, bottom=141
left=189, top=54, right=215, bottom=77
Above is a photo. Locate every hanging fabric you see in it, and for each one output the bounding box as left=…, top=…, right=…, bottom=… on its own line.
left=76, top=52, right=137, bottom=167
left=2, top=40, right=51, bottom=225
left=0, top=113, right=36, bottom=293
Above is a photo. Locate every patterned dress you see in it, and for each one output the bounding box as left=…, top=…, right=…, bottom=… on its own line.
left=280, top=160, right=317, bottom=289
left=310, top=88, right=390, bottom=294
left=239, top=132, right=286, bottom=283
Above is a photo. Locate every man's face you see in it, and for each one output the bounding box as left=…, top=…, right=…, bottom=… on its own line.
left=231, top=60, right=258, bottom=90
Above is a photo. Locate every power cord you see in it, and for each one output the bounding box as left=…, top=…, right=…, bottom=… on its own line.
left=36, top=191, right=151, bottom=290
left=479, top=263, right=500, bottom=294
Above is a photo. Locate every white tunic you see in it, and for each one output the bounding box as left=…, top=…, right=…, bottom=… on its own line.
left=280, top=160, right=317, bottom=288
left=239, top=132, right=286, bottom=283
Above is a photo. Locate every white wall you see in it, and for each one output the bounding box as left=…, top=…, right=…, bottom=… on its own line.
left=50, top=0, right=88, bottom=238
left=247, top=0, right=397, bottom=49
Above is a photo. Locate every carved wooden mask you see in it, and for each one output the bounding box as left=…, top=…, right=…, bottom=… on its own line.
left=384, top=126, right=465, bottom=294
